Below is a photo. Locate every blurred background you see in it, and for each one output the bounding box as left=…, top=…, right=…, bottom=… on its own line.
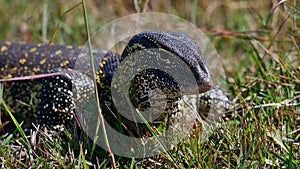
left=1, top=0, right=296, bottom=84
left=0, top=0, right=284, bottom=39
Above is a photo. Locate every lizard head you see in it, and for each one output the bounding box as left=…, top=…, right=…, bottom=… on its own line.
left=121, top=30, right=212, bottom=94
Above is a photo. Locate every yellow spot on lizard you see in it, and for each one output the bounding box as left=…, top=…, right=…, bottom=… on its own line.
left=99, top=62, right=103, bottom=67
left=33, top=67, right=41, bottom=72
left=66, top=45, right=73, bottom=49
left=55, top=50, right=62, bottom=55
left=60, top=60, right=69, bottom=67
left=40, top=58, right=47, bottom=64
left=29, top=47, right=37, bottom=53
left=1, top=46, right=8, bottom=52
left=4, top=74, right=12, bottom=78
left=19, top=58, right=27, bottom=64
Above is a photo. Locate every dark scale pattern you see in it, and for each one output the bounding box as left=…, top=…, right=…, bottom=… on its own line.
left=37, top=74, right=74, bottom=129
left=1, top=79, right=41, bottom=127
left=0, top=31, right=233, bottom=135
left=96, top=51, right=121, bottom=102
left=0, top=41, right=118, bottom=131
left=121, top=31, right=212, bottom=91
left=197, top=86, right=233, bottom=120
left=0, top=42, right=77, bottom=130
left=129, top=68, right=181, bottom=126
left=0, top=42, right=78, bottom=78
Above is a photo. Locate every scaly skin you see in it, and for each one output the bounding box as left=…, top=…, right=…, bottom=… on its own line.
left=0, top=31, right=232, bottom=136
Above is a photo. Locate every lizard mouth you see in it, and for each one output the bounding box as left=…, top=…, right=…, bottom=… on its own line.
left=181, top=82, right=211, bottom=95
left=198, top=82, right=211, bottom=93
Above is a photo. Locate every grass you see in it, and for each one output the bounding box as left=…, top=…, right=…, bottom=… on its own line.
left=0, top=0, right=299, bottom=168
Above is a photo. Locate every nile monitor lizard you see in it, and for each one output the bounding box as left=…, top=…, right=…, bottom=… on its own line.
left=0, top=30, right=232, bottom=135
